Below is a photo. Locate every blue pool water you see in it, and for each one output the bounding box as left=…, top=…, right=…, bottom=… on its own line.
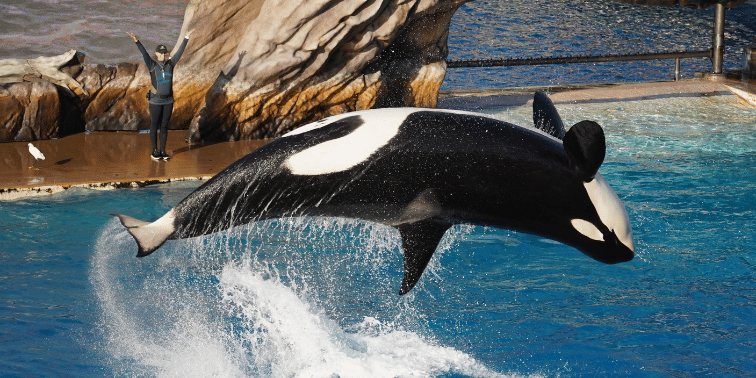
left=3, top=0, right=756, bottom=376
left=2, top=92, right=755, bottom=377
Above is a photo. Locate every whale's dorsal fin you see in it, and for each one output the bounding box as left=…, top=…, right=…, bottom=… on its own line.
left=395, top=220, right=451, bottom=295
left=533, top=91, right=566, bottom=139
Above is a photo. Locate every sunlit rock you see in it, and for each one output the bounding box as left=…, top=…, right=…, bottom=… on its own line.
left=178, top=0, right=470, bottom=142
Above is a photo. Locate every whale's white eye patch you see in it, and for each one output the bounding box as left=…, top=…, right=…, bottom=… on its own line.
left=584, top=173, right=635, bottom=251
left=571, top=218, right=604, bottom=241
left=285, top=110, right=413, bottom=176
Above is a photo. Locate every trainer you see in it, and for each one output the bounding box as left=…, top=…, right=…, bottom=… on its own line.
left=127, top=29, right=193, bottom=160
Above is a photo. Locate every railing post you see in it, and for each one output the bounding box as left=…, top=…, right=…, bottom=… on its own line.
left=711, top=3, right=726, bottom=75
left=675, top=57, right=681, bottom=80
left=744, top=39, right=756, bottom=82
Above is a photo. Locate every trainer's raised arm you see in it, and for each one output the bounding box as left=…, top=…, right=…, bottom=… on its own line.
left=127, top=32, right=152, bottom=66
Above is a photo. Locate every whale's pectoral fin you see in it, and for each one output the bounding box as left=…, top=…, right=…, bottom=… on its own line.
left=563, top=120, right=606, bottom=182
left=398, top=189, right=442, bottom=224
left=396, top=220, right=451, bottom=295
left=111, top=211, right=176, bottom=258
left=533, top=91, right=566, bottom=139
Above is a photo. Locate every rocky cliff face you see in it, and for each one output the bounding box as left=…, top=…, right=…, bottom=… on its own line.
left=0, top=0, right=470, bottom=143
left=179, top=0, right=470, bottom=141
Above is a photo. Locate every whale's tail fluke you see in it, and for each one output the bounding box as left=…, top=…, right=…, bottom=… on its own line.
left=111, top=211, right=176, bottom=257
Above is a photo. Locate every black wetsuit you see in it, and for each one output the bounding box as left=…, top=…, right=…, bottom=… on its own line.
left=135, top=37, right=189, bottom=155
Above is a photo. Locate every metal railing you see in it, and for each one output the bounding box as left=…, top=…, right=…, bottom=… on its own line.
left=446, top=50, right=712, bottom=81
left=445, top=3, right=728, bottom=81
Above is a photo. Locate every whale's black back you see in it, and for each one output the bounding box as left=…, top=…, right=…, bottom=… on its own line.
left=170, top=110, right=590, bottom=241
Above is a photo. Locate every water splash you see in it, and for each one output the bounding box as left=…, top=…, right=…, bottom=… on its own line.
left=91, top=221, right=242, bottom=377
left=219, top=265, right=508, bottom=377
left=91, top=217, right=517, bottom=377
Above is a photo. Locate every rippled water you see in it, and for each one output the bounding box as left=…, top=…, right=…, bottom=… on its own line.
left=2, top=1, right=756, bottom=377
left=445, top=0, right=756, bottom=88
left=1, top=0, right=754, bottom=88
left=2, top=92, right=755, bottom=377
left=0, top=0, right=186, bottom=64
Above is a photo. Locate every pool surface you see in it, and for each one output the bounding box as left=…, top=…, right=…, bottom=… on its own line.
left=2, top=91, right=755, bottom=377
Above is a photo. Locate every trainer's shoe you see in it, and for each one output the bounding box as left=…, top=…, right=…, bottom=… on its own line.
left=160, top=151, right=170, bottom=160
left=151, top=150, right=161, bottom=161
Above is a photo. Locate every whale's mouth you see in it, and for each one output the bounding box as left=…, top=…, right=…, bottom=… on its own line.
left=604, top=246, right=635, bottom=264
left=586, top=230, right=635, bottom=265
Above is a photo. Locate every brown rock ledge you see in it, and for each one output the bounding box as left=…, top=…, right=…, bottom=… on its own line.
left=0, top=131, right=268, bottom=200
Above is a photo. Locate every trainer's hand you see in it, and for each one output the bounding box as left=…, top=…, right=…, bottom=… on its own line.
left=126, top=32, right=138, bottom=42
left=185, top=29, right=194, bottom=39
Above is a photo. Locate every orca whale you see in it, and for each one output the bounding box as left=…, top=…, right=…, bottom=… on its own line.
left=113, top=92, right=634, bottom=294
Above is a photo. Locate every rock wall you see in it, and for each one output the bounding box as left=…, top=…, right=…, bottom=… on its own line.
left=180, top=0, right=469, bottom=142
left=0, top=59, right=153, bottom=141
left=0, top=0, right=471, bottom=143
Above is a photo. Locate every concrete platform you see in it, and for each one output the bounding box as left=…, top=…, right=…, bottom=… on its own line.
left=0, top=131, right=268, bottom=199
left=2, top=79, right=754, bottom=200
left=439, top=78, right=756, bottom=109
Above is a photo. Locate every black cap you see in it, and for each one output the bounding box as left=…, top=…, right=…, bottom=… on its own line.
left=155, top=44, right=169, bottom=53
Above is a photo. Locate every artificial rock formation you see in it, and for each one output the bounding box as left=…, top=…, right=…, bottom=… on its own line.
left=0, top=50, right=88, bottom=97
left=0, top=51, right=88, bottom=141
left=179, top=0, right=470, bottom=141
left=0, top=0, right=471, bottom=143
left=0, top=57, right=156, bottom=141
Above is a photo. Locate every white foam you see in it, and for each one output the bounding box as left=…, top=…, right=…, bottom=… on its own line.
left=91, top=218, right=520, bottom=377
left=219, top=264, right=512, bottom=378
left=91, top=220, right=243, bottom=377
